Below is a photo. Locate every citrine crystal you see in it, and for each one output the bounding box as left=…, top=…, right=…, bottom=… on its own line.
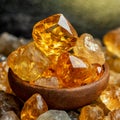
left=56, top=53, right=103, bottom=88
left=32, top=14, right=78, bottom=61
left=100, top=85, right=120, bottom=111
left=21, top=93, right=48, bottom=120
left=7, top=42, right=50, bottom=81
left=79, top=105, right=104, bottom=120
left=74, top=33, right=105, bottom=65
left=103, top=28, right=120, bottom=58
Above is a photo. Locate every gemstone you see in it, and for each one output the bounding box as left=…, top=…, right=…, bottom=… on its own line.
left=56, top=53, right=103, bottom=88
left=32, top=14, right=78, bottom=62
left=0, top=61, right=12, bottom=93
left=74, top=33, right=105, bottom=65
left=103, top=28, right=120, bottom=58
left=67, top=111, right=79, bottom=120
left=21, top=93, right=48, bottom=120
left=7, top=42, right=50, bottom=82
left=105, top=49, right=120, bottom=72
left=0, top=91, right=23, bottom=117
left=100, top=85, right=120, bottom=111
left=79, top=105, right=104, bottom=120
left=107, top=109, right=120, bottom=120
left=0, top=111, right=20, bottom=120
left=37, top=110, right=71, bottom=120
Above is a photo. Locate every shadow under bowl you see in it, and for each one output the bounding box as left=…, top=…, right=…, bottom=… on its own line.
left=8, top=63, right=109, bottom=110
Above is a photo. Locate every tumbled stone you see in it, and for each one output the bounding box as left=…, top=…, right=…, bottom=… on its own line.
left=7, top=42, right=50, bottom=82
left=79, top=104, right=104, bottom=120
left=37, top=110, right=71, bottom=120
left=21, top=93, right=48, bottom=120
left=74, top=33, right=105, bottom=65
left=32, top=14, right=78, bottom=62
left=100, top=85, right=120, bottom=111
left=0, top=91, right=23, bottom=117
left=103, top=28, right=120, bottom=58
left=0, top=61, right=12, bottom=93
left=0, top=111, right=20, bottom=120
left=107, top=109, right=120, bottom=119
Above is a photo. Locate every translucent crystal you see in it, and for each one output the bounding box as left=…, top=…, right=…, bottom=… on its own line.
left=79, top=105, right=104, bottom=120
left=37, top=110, right=71, bottom=120
left=32, top=14, right=78, bottom=61
left=74, top=33, right=105, bottom=65
left=7, top=42, right=50, bottom=81
left=56, top=53, right=104, bottom=88
left=105, top=49, right=120, bottom=72
left=107, top=109, right=120, bottom=119
left=21, top=93, right=48, bottom=120
left=103, top=28, right=120, bottom=58
left=0, top=61, right=12, bottom=93
left=100, top=85, right=120, bottom=111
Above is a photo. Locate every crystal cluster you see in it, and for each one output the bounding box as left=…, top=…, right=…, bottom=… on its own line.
left=7, top=14, right=105, bottom=88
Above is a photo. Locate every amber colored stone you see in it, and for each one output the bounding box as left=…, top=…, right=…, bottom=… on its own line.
left=0, top=61, right=12, bottom=93
left=7, top=42, right=50, bottom=82
left=103, top=28, right=120, bottom=58
left=32, top=14, right=78, bottom=62
left=74, top=33, right=105, bottom=65
left=79, top=105, right=104, bottom=120
left=56, top=53, right=103, bottom=88
left=21, top=93, right=48, bottom=120
left=100, top=85, right=120, bottom=111
left=105, top=49, right=120, bottom=73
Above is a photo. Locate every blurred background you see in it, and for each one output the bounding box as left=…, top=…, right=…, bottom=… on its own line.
left=0, top=0, right=120, bottom=39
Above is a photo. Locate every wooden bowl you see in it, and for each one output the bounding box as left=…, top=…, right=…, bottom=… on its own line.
left=8, top=63, right=109, bottom=110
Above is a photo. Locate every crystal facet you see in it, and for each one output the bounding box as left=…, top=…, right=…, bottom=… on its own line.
left=32, top=14, right=78, bottom=61
left=21, top=93, right=48, bottom=120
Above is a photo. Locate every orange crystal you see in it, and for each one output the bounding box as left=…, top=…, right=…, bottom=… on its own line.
left=103, top=28, right=120, bottom=58
left=21, top=93, right=48, bottom=120
left=7, top=42, right=50, bottom=81
left=32, top=14, right=78, bottom=61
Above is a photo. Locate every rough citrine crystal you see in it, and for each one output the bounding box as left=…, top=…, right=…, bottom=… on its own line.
left=100, top=85, right=120, bottom=111
left=74, top=33, right=105, bottom=65
left=103, top=28, right=120, bottom=58
left=56, top=53, right=103, bottom=88
left=7, top=42, right=50, bottom=81
left=79, top=105, right=104, bottom=120
left=21, top=93, right=48, bottom=120
left=32, top=14, right=78, bottom=61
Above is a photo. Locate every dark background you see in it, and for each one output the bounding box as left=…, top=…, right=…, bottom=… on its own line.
left=0, top=0, right=120, bottom=39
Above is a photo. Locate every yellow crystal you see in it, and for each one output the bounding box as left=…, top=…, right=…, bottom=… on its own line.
left=74, top=33, right=105, bottom=65
left=79, top=105, right=104, bottom=120
left=21, top=93, right=48, bottom=120
left=7, top=42, right=50, bottom=81
left=103, top=28, right=120, bottom=58
left=100, top=85, right=120, bottom=111
left=32, top=14, right=78, bottom=61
